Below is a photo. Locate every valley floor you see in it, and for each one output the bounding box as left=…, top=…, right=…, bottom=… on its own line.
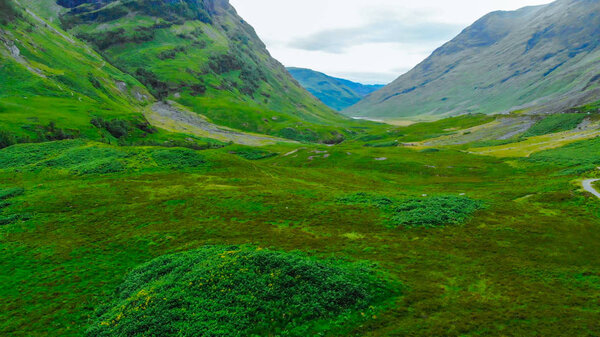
left=1, top=114, right=600, bottom=336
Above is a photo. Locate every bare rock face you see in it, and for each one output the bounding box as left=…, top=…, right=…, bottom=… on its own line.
left=348, top=0, right=600, bottom=118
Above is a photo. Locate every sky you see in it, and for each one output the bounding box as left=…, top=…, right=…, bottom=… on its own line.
left=230, top=0, right=553, bottom=84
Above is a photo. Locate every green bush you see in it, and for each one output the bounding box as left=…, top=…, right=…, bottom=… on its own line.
left=230, top=148, right=277, bottom=160
left=86, top=246, right=397, bottom=337
left=390, top=195, right=484, bottom=228
left=525, top=114, right=587, bottom=137
left=151, top=148, right=207, bottom=169
left=365, top=140, right=399, bottom=148
left=34, top=122, right=79, bottom=141
left=0, top=140, right=84, bottom=169
left=0, top=214, right=19, bottom=226
left=0, top=129, right=16, bottom=149
left=0, top=187, right=24, bottom=200
left=337, top=192, right=395, bottom=208
left=338, top=193, right=484, bottom=228
left=39, top=146, right=128, bottom=175
left=0, top=0, right=19, bottom=25
left=278, top=127, right=319, bottom=143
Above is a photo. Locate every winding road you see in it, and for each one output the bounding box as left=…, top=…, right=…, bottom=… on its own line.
left=583, top=179, right=600, bottom=199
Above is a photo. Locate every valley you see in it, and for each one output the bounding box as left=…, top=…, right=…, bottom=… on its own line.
left=1, top=0, right=599, bottom=336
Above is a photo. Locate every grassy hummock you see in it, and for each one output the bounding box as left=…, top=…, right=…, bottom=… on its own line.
left=390, top=196, right=484, bottom=228
left=86, top=246, right=397, bottom=337
left=338, top=193, right=484, bottom=228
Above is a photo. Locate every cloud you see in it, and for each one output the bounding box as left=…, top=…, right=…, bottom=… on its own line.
left=289, top=19, right=463, bottom=54
left=330, top=70, right=409, bottom=85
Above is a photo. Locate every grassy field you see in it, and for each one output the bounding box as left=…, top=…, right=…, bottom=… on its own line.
left=1, top=116, right=600, bottom=336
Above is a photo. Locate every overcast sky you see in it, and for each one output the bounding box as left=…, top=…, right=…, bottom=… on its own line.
left=230, top=0, right=553, bottom=84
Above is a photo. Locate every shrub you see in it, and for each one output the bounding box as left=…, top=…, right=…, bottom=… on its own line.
left=0, top=0, right=20, bottom=25
left=230, top=148, right=277, bottom=160
left=338, top=193, right=484, bottom=229
left=39, top=146, right=127, bottom=175
left=528, top=137, right=600, bottom=175
left=0, top=140, right=84, bottom=169
left=0, top=214, right=19, bottom=226
left=157, top=46, right=186, bottom=60
left=337, top=192, right=395, bottom=208
left=34, top=122, right=79, bottom=141
left=390, top=195, right=484, bottom=228
left=0, top=129, right=16, bottom=149
left=365, top=140, right=399, bottom=148
left=151, top=148, right=207, bottom=169
left=525, top=114, right=587, bottom=137
left=86, top=246, right=397, bottom=337
left=135, top=68, right=169, bottom=99
left=88, top=72, right=102, bottom=89
left=279, top=127, right=319, bottom=143
left=0, top=187, right=24, bottom=200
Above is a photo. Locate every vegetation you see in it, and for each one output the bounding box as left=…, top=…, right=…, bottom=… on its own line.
left=0, top=0, right=19, bottom=25
left=338, top=193, right=484, bottom=228
left=55, top=0, right=358, bottom=142
left=524, top=114, right=586, bottom=137
left=3, top=1, right=600, bottom=337
left=389, top=195, right=484, bottom=228
left=1, top=116, right=600, bottom=336
left=86, top=246, right=396, bottom=337
left=228, top=146, right=278, bottom=160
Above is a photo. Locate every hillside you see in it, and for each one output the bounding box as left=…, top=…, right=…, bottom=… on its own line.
left=19, top=0, right=351, bottom=143
left=0, top=0, right=154, bottom=143
left=0, top=0, right=292, bottom=147
left=347, top=0, right=600, bottom=119
left=287, top=67, right=384, bottom=111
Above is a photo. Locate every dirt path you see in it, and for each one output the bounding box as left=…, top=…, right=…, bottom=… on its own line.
left=583, top=179, right=600, bottom=199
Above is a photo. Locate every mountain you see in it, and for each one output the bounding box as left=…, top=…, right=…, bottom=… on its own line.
left=0, top=0, right=156, bottom=144
left=11, top=0, right=351, bottom=143
left=287, top=67, right=384, bottom=111
left=347, top=0, right=600, bottom=119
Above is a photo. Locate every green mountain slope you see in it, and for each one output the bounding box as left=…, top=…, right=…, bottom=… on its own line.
left=287, top=67, right=384, bottom=111
left=348, top=0, right=600, bottom=119
left=0, top=0, right=156, bottom=143
left=25, top=0, right=350, bottom=143
left=0, top=0, right=291, bottom=147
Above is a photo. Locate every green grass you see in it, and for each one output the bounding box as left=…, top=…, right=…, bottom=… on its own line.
left=86, top=245, right=397, bottom=337
left=1, top=134, right=600, bottom=336
left=528, top=137, right=600, bottom=175
left=524, top=114, right=586, bottom=137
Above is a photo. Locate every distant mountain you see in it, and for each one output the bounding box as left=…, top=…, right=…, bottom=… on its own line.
left=347, top=0, right=600, bottom=119
left=287, top=67, right=384, bottom=111
left=13, top=0, right=350, bottom=143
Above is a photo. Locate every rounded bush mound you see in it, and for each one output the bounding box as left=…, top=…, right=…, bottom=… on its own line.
left=86, top=246, right=397, bottom=337
left=391, top=195, right=484, bottom=228
left=151, top=148, right=207, bottom=169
